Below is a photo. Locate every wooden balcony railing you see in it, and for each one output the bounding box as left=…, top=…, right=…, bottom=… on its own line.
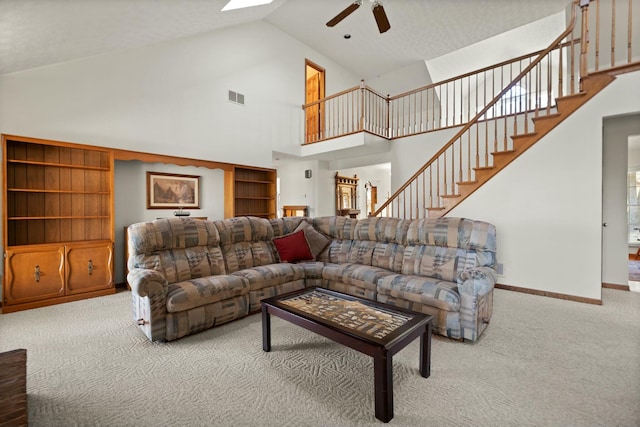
left=303, top=82, right=388, bottom=144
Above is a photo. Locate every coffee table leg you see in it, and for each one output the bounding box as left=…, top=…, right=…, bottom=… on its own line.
left=373, top=349, right=393, bottom=423
left=420, top=321, right=432, bottom=378
left=262, top=304, right=271, bottom=352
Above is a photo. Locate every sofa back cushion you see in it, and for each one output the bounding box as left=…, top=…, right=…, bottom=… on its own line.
left=348, top=217, right=409, bottom=271
left=214, top=216, right=278, bottom=273
left=269, top=217, right=309, bottom=238
left=402, top=217, right=497, bottom=280
left=313, top=216, right=356, bottom=264
left=364, top=218, right=404, bottom=273
left=127, top=218, right=226, bottom=283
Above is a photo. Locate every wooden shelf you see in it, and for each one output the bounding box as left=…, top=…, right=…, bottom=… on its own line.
left=233, top=166, right=276, bottom=219
left=2, top=134, right=115, bottom=312
left=235, top=179, right=274, bottom=184
left=7, top=159, right=110, bottom=171
left=8, top=216, right=111, bottom=220
left=235, top=196, right=274, bottom=200
left=8, top=189, right=110, bottom=194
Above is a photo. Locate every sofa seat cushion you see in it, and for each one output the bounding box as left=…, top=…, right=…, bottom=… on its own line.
left=322, top=263, right=394, bottom=292
left=166, top=275, right=249, bottom=313
left=377, top=274, right=461, bottom=312
left=232, top=263, right=307, bottom=291
left=294, top=261, right=325, bottom=280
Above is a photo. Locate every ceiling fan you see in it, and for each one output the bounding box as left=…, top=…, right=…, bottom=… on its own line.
left=326, top=0, right=391, bottom=34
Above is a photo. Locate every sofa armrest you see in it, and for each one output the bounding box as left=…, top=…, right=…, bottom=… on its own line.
left=127, top=268, right=169, bottom=299
left=127, top=268, right=169, bottom=342
left=457, top=266, right=497, bottom=297
left=457, top=267, right=497, bottom=341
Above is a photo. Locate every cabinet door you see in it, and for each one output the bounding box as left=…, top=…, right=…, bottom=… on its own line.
left=4, top=246, right=65, bottom=305
left=65, top=242, right=113, bottom=294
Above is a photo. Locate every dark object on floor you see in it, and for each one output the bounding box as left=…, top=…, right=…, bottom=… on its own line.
left=0, top=348, right=27, bottom=427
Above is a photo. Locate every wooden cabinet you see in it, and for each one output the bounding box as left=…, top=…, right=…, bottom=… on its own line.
left=2, top=135, right=115, bottom=313
left=233, top=166, right=276, bottom=219
left=4, top=245, right=65, bottom=305
left=65, top=242, right=113, bottom=295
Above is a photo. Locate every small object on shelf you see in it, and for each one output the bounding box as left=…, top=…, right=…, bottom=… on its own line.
left=173, top=207, right=190, bottom=217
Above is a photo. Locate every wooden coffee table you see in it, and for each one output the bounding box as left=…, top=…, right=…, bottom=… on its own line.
left=261, top=287, right=432, bottom=423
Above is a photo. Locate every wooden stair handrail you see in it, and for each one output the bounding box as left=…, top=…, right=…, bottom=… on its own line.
left=372, top=0, right=581, bottom=217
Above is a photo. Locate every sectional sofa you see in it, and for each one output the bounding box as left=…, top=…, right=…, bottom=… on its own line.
left=126, top=215, right=497, bottom=343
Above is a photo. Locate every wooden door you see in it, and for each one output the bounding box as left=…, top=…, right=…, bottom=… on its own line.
left=4, top=245, right=65, bottom=305
left=65, top=242, right=113, bottom=294
left=305, top=60, right=325, bottom=143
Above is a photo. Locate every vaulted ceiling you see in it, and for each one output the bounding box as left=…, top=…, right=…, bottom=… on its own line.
left=0, top=0, right=569, bottom=78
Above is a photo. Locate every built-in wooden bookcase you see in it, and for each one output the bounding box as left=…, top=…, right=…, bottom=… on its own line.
left=233, top=166, right=276, bottom=219
left=2, top=135, right=115, bottom=313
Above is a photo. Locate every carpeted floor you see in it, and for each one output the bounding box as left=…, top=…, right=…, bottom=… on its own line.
left=0, top=288, right=639, bottom=427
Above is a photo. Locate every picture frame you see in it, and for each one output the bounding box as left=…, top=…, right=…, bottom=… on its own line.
left=147, top=172, right=200, bottom=209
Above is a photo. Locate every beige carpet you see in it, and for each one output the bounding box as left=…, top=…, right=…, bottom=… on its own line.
left=0, top=288, right=639, bottom=427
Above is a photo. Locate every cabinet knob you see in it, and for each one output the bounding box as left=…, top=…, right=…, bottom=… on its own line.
left=88, top=259, right=94, bottom=276
left=34, top=265, right=40, bottom=282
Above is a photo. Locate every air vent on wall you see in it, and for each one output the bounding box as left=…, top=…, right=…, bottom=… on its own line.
left=228, top=90, right=245, bottom=105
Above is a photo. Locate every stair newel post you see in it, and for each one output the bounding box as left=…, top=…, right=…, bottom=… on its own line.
left=579, top=0, right=591, bottom=91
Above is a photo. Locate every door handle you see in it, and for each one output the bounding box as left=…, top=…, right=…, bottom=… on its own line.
left=88, top=259, right=94, bottom=276
left=34, top=265, right=40, bottom=282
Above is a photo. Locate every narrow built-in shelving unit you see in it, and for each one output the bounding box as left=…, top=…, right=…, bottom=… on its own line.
left=233, top=166, right=277, bottom=219
left=2, top=135, right=115, bottom=313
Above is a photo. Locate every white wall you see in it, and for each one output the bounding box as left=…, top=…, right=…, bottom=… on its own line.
left=389, top=127, right=461, bottom=190
left=276, top=159, right=317, bottom=217
left=425, top=12, right=566, bottom=84
left=339, top=164, right=391, bottom=219
left=0, top=21, right=359, bottom=166
left=367, top=62, right=434, bottom=97
left=451, top=72, right=640, bottom=301
left=114, top=160, right=225, bottom=283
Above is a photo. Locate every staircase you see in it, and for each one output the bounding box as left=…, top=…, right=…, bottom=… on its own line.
left=371, top=0, right=640, bottom=219
left=429, top=71, right=616, bottom=217
left=300, top=0, right=638, bottom=220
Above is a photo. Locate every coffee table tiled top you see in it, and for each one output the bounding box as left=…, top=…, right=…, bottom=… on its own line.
left=279, top=288, right=413, bottom=340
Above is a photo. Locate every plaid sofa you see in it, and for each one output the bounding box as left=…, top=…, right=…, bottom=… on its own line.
left=127, top=215, right=497, bottom=342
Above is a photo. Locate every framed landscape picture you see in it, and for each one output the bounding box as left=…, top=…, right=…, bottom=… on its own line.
left=147, top=172, right=200, bottom=209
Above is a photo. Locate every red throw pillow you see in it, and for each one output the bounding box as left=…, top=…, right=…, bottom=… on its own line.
left=273, top=230, right=314, bottom=263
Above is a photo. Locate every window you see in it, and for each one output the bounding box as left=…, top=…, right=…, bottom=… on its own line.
left=628, top=169, right=640, bottom=244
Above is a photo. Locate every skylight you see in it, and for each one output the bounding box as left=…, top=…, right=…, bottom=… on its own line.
left=221, top=0, right=273, bottom=12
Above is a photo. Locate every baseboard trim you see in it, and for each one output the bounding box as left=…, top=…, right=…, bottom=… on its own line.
left=602, top=283, right=630, bottom=291
left=495, top=283, right=602, bottom=305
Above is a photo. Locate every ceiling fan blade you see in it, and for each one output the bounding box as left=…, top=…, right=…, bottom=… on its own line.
left=326, top=1, right=361, bottom=27
left=372, top=3, right=390, bottom=33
